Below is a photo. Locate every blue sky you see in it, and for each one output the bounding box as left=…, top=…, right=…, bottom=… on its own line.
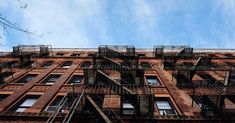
left=0, top=0, right=235, bottom=51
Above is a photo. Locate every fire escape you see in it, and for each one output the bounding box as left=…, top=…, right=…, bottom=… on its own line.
left=85, top=45, right=154, bottom=122
left=174, top=57, right=212, bottom=88
left=47, top=45, right=154, bottom=123
left=0, top=61, right=17, bottom=85
left=154, top=45, right=193, bottom=70
left=12, top=45, right=52, bottom=68
left=1, top=44, right=51, bottom=85
left=173, top=52, right=235, bottom=117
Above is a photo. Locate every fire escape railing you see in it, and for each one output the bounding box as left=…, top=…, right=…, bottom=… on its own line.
left=83, top=45, right=154, bottom=120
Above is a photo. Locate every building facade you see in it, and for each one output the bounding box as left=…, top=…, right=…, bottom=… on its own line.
left=0, top=45, right=235, bottom=123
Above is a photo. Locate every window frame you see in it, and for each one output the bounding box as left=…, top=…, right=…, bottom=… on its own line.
left=12, top=95, right=40, bottom=112
left=15, top=74, right=38, bottom=84
left=41, top=61, right=54, bottom=68
left=146, top=76, right=160, bottom=86
left=60, top=61, right=73, bottom=68
left=42, top=74, right=61, bottom=85
left=45, top=96, right=64, bottom=112
left=155, top=98, right=177, bottom=115
left=67, top=75, right=84, bottom=84
left=80, top=61, right=91, bottom=68
left=122, top=102, right=135, bottom=115
left=71, top=53, right=80, bottom=57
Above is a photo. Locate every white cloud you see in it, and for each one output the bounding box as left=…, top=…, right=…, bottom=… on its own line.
left=130, top=0, right=160, bottom=46
left=1, top=0, right=113, bottom=49
left=211, top=0, right=235, bottom=48
left=1, top=0, right=235, bottom=50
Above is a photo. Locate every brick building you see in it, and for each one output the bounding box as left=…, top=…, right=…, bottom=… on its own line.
left=0, top=45, right=235, bottom=123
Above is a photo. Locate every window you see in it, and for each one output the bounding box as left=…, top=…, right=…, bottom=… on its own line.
left=71, top=53, right=80, bottom=57
left=122, top=102, right=135, bottom=114
left=46, top=96, right=63, bottom=112
left=146, top=76, right=160, bottom=86
left=0, top=94, right=10, bottom=102
left=41, top=61, right=54, bottom=68
left=16, top=74, right=38, bottom=83
left=43, top=74, right=61, bottom=85
left=61, top=61, right=73, bottom=68
left=122, top=99, right=135, bottom=115
left=57, top=53, right=64, bottom=56
left=140, top=62, right=151, bottom=69
left=68, top=75, right=83, bottom=84
left=138, top=53, right=145, bottom=57
left=14, top=96, right=39, bottom=112
left=80, top=61, right=91, bottom=68
left=156, top=98, right=177, bottom=115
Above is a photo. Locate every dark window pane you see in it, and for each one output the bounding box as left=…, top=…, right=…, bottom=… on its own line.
left=46, top=96, right=64, bottom=112
left=69, top=75, right=83, bottom=84
left=41, top=61, right=54, bottom=68
left=61, top=61, right=73, bottom=68
left=16, top=74, right=38, bottom=83
left=44, top=75, right=61, bottom=85
left=51, top=96, right=63, bottom=106
left=123, top=102, right=135, bottom=114
left=80, top=62, right=91, bottom=68
left=14, top=96, right=39, bottom=112
left=71, top=53, right=80, bottom=57
left=156, top=98, right=177, bottom=115
left=146, top=76, right=160, bottom=86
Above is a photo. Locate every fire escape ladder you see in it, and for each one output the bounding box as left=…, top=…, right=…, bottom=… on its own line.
left=86, top=95, right=112, bottom=123
left=91, top=94, right=125, bottom=123
left=97, top=70, right=134, bottom=95
left=101, top=56, right=137, bottom=85
left=88, top=45, right=152, bottom=118
left=96, top=70, right=138, bottom=115
left=62, top=91, right=86, bottom=123
left=102, top=56, right=129, bottom=70
left=47, top=92, right=69, bottom=123
left=107, top=109, right=125, bottom=123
